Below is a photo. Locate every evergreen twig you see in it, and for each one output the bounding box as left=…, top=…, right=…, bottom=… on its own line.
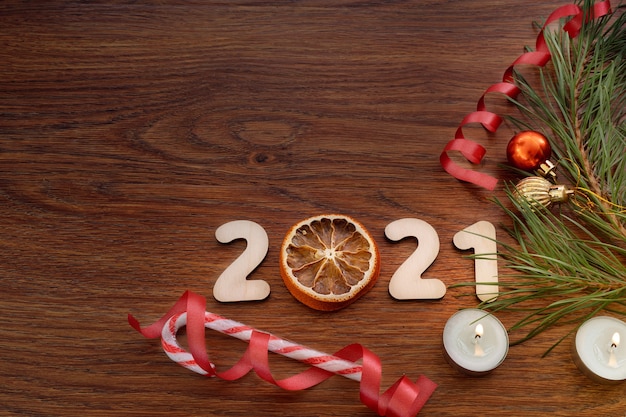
left=456, top=1, right=626, bottom=353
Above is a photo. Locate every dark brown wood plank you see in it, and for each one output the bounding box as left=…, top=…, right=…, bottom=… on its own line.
left=1, top=1, right=623, bottom=416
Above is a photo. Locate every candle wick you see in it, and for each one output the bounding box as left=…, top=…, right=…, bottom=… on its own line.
left=609, top=332, right=620, bottom=352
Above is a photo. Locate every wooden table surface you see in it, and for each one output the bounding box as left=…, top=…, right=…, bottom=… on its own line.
left=1, top=1, right=624, bottom=416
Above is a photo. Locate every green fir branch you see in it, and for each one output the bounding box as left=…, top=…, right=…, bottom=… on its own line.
left=458, top=1, right=626, bottom=353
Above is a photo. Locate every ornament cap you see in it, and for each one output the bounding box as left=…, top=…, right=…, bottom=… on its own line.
left=536, top=160, right=557, bottom=181
left=548, top=184, right=573, bottom=203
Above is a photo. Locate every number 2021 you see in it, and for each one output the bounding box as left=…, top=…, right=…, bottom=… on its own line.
left=212, top=218, right=498, bottom=304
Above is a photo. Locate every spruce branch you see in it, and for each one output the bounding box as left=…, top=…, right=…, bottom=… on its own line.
left=457, top=1, right=626, bottom=353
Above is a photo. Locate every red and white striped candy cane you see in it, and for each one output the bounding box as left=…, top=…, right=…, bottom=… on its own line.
left=162, top=311, right=362, bottom=381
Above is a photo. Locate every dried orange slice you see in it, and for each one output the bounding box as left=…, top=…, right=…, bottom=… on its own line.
left=280, top=214, right=380, bottom=311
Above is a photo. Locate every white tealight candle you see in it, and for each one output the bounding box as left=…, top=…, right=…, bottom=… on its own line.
left=572, top=316, right=626, bottom=384
left=442, top=309, right=509, bottom=376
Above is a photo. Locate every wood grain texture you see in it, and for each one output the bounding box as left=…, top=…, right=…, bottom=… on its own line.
left=1, top=1, right=624, bottom=416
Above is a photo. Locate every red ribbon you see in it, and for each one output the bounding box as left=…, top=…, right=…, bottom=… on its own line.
left=129, top=291, right=437, bottom=417
left=440, top=1, right=612, bottom=190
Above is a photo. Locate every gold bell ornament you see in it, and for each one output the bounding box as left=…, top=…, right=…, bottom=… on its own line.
left=514, top=176, right=574, bottom=210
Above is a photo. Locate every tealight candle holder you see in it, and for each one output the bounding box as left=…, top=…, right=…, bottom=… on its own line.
left=572, top=316, right=626, bottom=384
left=442, top=309, right=509, bottom=376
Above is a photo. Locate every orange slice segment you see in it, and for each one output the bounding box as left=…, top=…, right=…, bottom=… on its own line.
left=280, top=214, right=380, bottom=311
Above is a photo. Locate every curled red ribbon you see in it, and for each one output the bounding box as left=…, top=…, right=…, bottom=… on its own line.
left=440, top=1, right=613, bottom=190
left=129, top=291, right=437, bottom=417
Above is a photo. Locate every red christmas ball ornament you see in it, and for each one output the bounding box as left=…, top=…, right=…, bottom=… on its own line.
left=506, top=131, right=552, bottom=171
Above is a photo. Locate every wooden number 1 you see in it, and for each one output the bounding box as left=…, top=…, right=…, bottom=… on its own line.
left=385, top=218, right=447, bottom=300
left=453, top=220, right=498, bottom=302
left=213, top=220, right=271, bottom=302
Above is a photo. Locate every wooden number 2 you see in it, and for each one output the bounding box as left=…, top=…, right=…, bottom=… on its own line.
left=213, top=220, right=271, bottom=302
left=385, top=218, right=447, bottom=300
left=453, top=220, right=498, bottom=302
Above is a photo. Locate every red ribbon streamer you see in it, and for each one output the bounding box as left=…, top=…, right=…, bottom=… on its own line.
left=129, top=291, right=437, bottom=417
left=440, top=1, right=613, bottom=190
